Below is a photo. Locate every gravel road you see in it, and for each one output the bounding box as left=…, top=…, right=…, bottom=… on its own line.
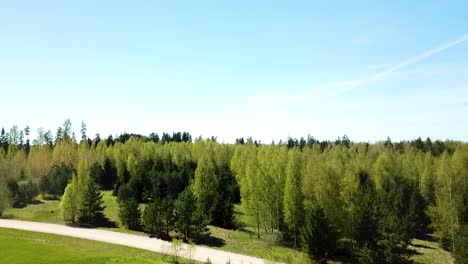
left=0, top=219, right=268, bottom=264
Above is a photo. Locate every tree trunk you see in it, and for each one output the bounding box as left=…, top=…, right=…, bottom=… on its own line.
left=277, top=186, right=280, bottom=235
left=449, top=173, right=456, bottom=253
left=256, top=201, right=260, bottom=238
left=293, top=208, right=297, bottom=249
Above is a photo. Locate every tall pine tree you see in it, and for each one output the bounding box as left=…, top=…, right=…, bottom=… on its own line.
left=284, top=148, right=304, bottom=248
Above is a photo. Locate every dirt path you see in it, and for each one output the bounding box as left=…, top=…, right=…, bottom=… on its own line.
left=0, top=219, right=267, bottom=264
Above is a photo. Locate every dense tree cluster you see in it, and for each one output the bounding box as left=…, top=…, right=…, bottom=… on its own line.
left=0, top=183, right=11, bottom=216
left=113, top=140, right=233, bottom=241
left=231, top=142, right=467, bottom=263
left=118, top=198, right=141, bottom=230
left=0, top=120, right=466, bottom=263
left=39, top=163, right=74, bottom=198
left=6, top=177, right=38, bottom=207
left=60, top=153, right=105, bottom=225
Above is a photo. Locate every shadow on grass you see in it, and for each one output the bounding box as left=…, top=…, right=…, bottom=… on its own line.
left=410, top=242, right=436, bottom=250
left=415, top=233, right=438, bottom=242
left=94, top=215, right=118, bottom=228
left=42, top=196, right=60, bottom=201
left=198, top=235, right=226, bottom=247
left=30, top=200, right=45, bottom=205
left=0, top=213, right=14, bottom=219
left=147, top=232, right=226, bottom=248
left=65, top=215, right=117, bottom=228
left=12, top=199, right=45, bottom=209
left=405, top=247, right=422, bottom=257
left=237, top=226, right=255, bottom=235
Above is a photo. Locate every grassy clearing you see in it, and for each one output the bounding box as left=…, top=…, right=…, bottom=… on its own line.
left=2, top=200, right=62, bottom=223
left=3, top=194, right=308, bottom=262
left=0, top=227, right=194, bottom=264
left=2, top=192, right=145, bottom=236
left=409, top=237, right=454, bottom=264
left=2, top=193, right=455, bottom=264
left=3, top=192, right=123, bottom=225
left=102, top=191, right=120, bottom=225
left=209, top=226, right=310, bottom=263
left=208, top=204, right=310, bottom=263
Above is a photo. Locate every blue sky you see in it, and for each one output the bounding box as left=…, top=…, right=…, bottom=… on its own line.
left=1, top=0, right=467, bottom=143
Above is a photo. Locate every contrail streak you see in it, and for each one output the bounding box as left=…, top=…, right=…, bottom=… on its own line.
left=262, top=33, right=468, bottom=105
left=371, top=33, right=468, bottom=81
left=334, top=33, right=468, bottom=95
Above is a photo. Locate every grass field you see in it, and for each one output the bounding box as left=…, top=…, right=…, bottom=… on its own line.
left=2, top=195, right=310, bottom=263
left=0, top=227, right=194, bottom=264
left=209, top=204, right=310, bottom=263
left=3, top=199, right=62, bottom=223
left=2, top=192, right=455, bottom=264
left=409, top=237, right=454, bottom=264
left=3, top=192, right=121, bottom=225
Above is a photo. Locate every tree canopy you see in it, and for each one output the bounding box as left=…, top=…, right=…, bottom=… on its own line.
left=0, top=120, right=466, bottom=263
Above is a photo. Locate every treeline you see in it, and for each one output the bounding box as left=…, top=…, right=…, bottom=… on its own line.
left=0, top=120, right=193, bottom=153
left=0, top=120, right=467, bottom=263
left=232, top=143, right=468, bottom=263
left=236, top=135, right=454, bottom=156
left=1, top=120, right=454, bottom=155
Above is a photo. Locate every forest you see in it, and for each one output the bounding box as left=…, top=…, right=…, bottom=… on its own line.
left=0, top=119, right=467, bottom=264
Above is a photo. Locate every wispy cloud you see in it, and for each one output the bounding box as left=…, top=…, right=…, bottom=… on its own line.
left=245, top=33, right=468, bottom=134
left=332, top=33, right=468, bottom=95
left=369, top=34, right=468, bottom=81
left=261, top=33, right=468, bottom=103
left=251, top=33, right=468, bottom=108
left=367, top=63, right=392, bottom=70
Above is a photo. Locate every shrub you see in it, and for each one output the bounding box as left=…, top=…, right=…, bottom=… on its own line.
left=119, top=198, right=141, bottom=230
left=0, top=183, right=11, bottom=216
